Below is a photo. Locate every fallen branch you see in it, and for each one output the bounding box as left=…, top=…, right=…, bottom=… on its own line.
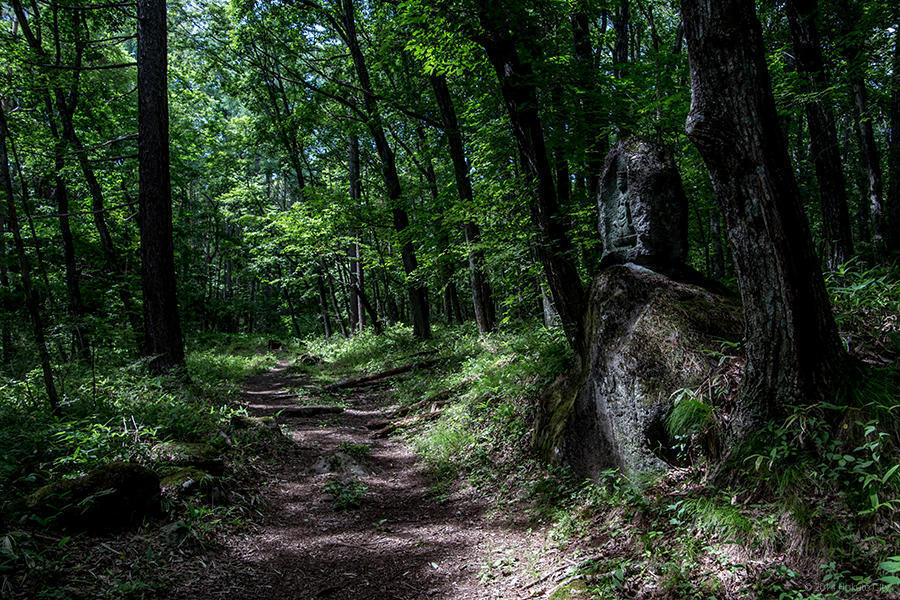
left=324, top=359, right=439, bottom=391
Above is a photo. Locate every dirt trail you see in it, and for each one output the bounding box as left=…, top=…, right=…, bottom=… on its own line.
left=174, top=360, right=563, bottom=600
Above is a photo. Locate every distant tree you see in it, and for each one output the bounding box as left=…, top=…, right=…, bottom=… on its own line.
left=785, top=0, right=854, bottom=269
left=0, top=105, right=60, bottom=413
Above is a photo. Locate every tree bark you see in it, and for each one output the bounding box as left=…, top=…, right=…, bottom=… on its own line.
left=475, top=2, right=587, bottom=355
left=681, top=0, right=846, bottom=437
left=0, top=105, right=60, bottom=413
left=709, top=208, right=725, bottom=280
left=785, top=0, right=854, bottom=269
left=341, top=0, right=430, bottom=339
left=137, top=0, right=185, bottom=374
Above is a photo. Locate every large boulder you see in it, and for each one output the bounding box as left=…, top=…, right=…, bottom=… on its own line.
left=598, top=138, right=688, bottom=270
left=28, top=462, right=160, bottom=532
left=534, top=265, right=742, bottom=477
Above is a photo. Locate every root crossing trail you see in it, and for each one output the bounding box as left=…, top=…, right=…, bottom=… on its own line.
left=175, top=360, right=560, bottom=600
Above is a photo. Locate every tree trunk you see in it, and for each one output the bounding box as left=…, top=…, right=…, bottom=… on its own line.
left=476, top=2, right=587, bottom=355
left=353, top=283, right=383, bottom=334
left=785, top=0, right=854, bottom=269
left=348, top=135, right=364, bottom=333
left=572, top=11, right=608, bottom=212
left=325, top=262, right=348, bottom=337
left=837, top=0, right=887, bottom=254
left=681, top=0, right=846, bottom=437
left=430, top=74, right=495, bottom=334
left=137, top=0, right=185, bottom=374
left=341, top=0, right=430, bottom=339
left=316, top=270, right=333, bottom=338
left=850, top=79, right=887, bottom=255
left=889, top=22, right=900, bottom=252
left=0, top=105, right=59, bottom=413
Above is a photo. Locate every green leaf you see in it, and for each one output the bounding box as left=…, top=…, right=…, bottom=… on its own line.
left=879, top=560, right=900, bottom=574
left=882, top=464, right=899, bottom=484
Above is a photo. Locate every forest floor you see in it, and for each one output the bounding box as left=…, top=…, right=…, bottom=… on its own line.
left=171, top=358, right=571, bottom=600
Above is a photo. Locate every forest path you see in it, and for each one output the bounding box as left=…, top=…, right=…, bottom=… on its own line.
left=175, top=359, right=562, bottom=600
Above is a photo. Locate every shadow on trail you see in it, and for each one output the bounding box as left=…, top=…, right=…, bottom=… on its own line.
left=173, top=359, right=539, bottom=600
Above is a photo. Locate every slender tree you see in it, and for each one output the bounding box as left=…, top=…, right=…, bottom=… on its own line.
left=339, top=0, right=431, bottom=339
left=0, top=105, right=60, bottom=413
left=785, top=0, right=854, bottom=269
left=137, top=0, right=185, bottom=374
left=475, top=1, right=587, bottom=355
left=888, top=21, right=900, bottom=253
left=430, top=75, right=496, bottom=334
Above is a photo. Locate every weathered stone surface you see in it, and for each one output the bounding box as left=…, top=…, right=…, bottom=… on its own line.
left=27, top=462, right=160, bottom=531
left=534, top=265, right=741, bottom=478
left=598, top=138, right=688, bottom=269
left=307, top=452, right=370, bottom=477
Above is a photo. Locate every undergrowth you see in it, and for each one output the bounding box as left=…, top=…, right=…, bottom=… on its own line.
left=306, top=260, right=898, bottom=599
left=0, top=333, right=284, bottom=598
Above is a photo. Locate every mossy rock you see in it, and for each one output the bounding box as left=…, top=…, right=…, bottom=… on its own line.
left=548, top=579, right=590, bottom=599
left=27, top=462, right=160, bottom=532
left=160, top=467, right=218, bottom=498
left=231, top=415, right=278, bottom=430
left=150, top=441, right=225, bottom=474
left=535, top=264, right=742, bottom=478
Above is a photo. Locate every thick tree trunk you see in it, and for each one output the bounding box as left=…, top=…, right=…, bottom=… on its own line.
left=785, top=0, right=854, bottom=269
left=341, top=0, right=430, bottom=339
left=681, top=0, right=846, bottom=436
left=137, top=0, right=185, bottom=374
left=430, top=75, right=495, bottom=334
left=0, top=106, right=59, bottom=413
left=476, top=3, right=587, bottom=355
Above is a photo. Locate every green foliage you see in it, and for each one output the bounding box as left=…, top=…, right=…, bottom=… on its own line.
left=0, top=337, right=271, bottom=519
left=826, top=261, right=900, bottom=360
left=338, top=441, right=372, bottom=461
left=323, top=476, right=368, bottom=510
left=666, top=388, right=713, bottom=438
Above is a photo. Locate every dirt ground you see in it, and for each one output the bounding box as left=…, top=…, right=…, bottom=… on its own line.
left=171, top=360, right=569, bottom=600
